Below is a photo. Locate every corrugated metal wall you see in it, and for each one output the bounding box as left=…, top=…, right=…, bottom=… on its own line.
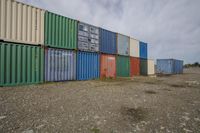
left=140, top=59, right=148, bottom=75
left=0, top=42, right=44, bottom=86
left=45, top=11, right=77, bottom=49
left=77, top=51, right=100, bottom=80
left=100, top=54, right=116, bottom=78
left=130, top=57, right=140, bottom=77
left=78, top=22, right=99, bottom=52
left=139, top=41, right=147, bottom=59
left=156, top=59, right=174, bottom=74
left=116, top=56, right=130, bottom=77
left=157, top=59, right=183, bottom=74
left=117, top=34, right=130, bottom=56
left=45, top=48, right=76, bottom=82
left=148, top=59, right=155, bottom=75
left=174, top=60, right=183, bottom=74
left=0, top=0, right=45, bottom=45
left=130, top=38, right=139, bottom=57
left=100, top=28, right=117, bottom=54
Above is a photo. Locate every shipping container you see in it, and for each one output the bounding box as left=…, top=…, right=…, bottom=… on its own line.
left=77, top=51, right=100, bottom=80
left=45, top=11, right=77, bottom=49
left=116, top=56, right=130, bottom=77
left=100, top=28, right=117, bottom=54
left=156, top=59, right=183, bottom=74
left=139, top=41, right=147, bottom=59
left=117, top=34, right=130, bottom=56
left=148, top=59, right=155, bottom=75
left=174, top=59, right=184, bottom=74
left=140, top=59, right=148, bottom=75
left=0, top=0, right=45, bottom=45
left=45, top=48, right=76, bottom=82
left=0, top=42, right=44, bottom=86
left=130, top=57, right=140, bottom=77
left=78, top=22, right=99, bottom=52
left=100, top=54, right=116, bottom=79
left=130, top=38, right=139, bottom=57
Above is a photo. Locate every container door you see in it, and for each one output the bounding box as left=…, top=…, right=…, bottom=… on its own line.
left=107, top=56, right=115, bottom=78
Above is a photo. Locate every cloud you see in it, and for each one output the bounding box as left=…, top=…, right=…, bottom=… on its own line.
left=18, top=0, right=200, bottom=64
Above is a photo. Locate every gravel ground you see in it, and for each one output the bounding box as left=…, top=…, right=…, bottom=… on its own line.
left=0, top=68, right=200, bottom=133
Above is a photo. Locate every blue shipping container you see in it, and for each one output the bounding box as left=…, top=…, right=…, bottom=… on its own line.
left=77, top=51, right=100, bottom=80
left=139, top=41, right=148, bottom=59
left=100, top=28, right=117, bottom=54
left=45, top=48, right=76, bottom=81
left=156, top=59, right=183, bottom=74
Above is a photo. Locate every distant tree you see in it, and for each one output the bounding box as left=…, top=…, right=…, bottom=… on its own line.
left=194, top=62, right=199, bottom=67
left=184, top=62, right=200, bottom=68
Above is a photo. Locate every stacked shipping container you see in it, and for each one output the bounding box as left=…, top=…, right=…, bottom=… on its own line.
left=0, top=0, right=45, bottom=86
left=100, top=54, right=116, bottom=79
left=0, top=0, right=153, bottom=86
left=0, top=0, right=45, bottom=45
left=78, top=22, right=99, bottom=52
left=129, top=38, right=140, bottom=77
left=0, top=42, right=44, bottom=86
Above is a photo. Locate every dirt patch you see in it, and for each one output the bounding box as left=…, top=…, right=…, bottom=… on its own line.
left=169, top=84, right=186, bottom=88
left=91, top=127, right=100, bottom=133
left=120, top=106, right=147, bottom=122
left=144, top=81, right=157, bottom=84
left=162, top=88, right=172, bottom=91
left=145, top=90, right=157, bottom=94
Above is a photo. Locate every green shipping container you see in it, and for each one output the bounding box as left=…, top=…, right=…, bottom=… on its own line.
left=140, top=59, right=148, bottom=75
left=117, top=56, right=130, bottom=77
left=0, top=42, right=44, bottom=86
left=45, top=12, right=77, bottom=49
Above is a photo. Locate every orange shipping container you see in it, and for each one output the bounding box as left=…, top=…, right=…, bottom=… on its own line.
left=130, top=57, right=140, bottom=77
left=100, top=54, right=116, bottom=78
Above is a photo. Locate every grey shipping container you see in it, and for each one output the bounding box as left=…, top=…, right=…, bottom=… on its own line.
left=78, top=22, right=99, bottom=52
left=45, top=48, right=76, bottom=81
left=117, top=33, right=130, bottom=56
left=156, top=59, right=183, bottom=74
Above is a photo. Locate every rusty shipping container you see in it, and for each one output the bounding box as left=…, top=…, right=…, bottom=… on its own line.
left=45, top=48, right=76, bottom=82
left=0, top=0, right=45, bottom=45
left=78, top=22, right=99, bottom=52
left=0, top=42, right=44, bottom=86
left=100, top=54, right=116, bottom=79
left=130, top=57, right=140, bottom=77
left=117, top=34, right=130, bottom=56
left=45, top=11, right=77, bottom=49
left=130, top=38, right=139, bottom=57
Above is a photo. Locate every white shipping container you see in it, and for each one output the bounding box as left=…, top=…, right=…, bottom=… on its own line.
left=130, top=38, right=139, bottom=57
left=0, top=0, right=45, bottom=45
left=148, top=59, right=155, bottom=75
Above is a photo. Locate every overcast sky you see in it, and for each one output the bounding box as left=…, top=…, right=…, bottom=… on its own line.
left=19, top=0, right=200, bottom=64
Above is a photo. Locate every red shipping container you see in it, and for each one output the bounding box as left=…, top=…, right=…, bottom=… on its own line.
left=100, top=54, right=116, bottom=78
left=130, top=57, right=140, bottom=76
